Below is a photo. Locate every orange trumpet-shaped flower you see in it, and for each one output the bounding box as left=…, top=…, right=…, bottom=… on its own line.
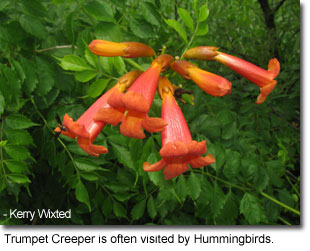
left=94, top=54, right=174, bottom=139
left=143, top=77, right=215, bottom=180
left=88, top=40, right=155, bottom=58
left=184, top=46, right=280, bottom=104
left=171, top=60, right=232, bottom=97
left=54, top=70, right=142, bottom=157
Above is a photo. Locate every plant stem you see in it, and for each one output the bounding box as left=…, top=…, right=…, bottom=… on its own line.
left=197, top=169, right=300, bottom=216
left=285, top=174, right=300, bottom=196
left=124, top=58, right=146, bottom=72
left=0, top=115, right=8, bottom=183
left=279, top=216, right=292, bottom=225
left=30, top=97, right=79, bottom=176
left=198, top=170, right=250, bottom=191
left=36, top=45, right=77, bottom=53
left=180, top=22, right=199, bottom=59
left=96, top=56, right=102, bottom=81
left=261, top=191, right=300, bottom=216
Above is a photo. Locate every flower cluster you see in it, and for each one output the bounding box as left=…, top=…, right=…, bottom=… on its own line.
left=55, top=39, right=280, bottom=180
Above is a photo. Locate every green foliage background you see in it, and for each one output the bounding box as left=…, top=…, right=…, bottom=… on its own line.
left=0, top=0, right=300, bottom=225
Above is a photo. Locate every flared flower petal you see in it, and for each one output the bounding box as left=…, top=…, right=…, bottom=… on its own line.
left=88, top=40, right=155, bottom=58
left=143, top=77, right=215, bottom=180
left=184, top=46, right=280, bottom=103
left=94, top=54, right=173, bottom=139
left=171, top=60, right=232, bottom=97
left=55, top=71, right=142, bottom=156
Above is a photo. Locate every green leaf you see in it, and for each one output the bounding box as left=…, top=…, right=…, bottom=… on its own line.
left=20, top=57, right=38, bottom=96
left=240, top=193, right=266, bottom=224
left=19, top=15, right=46, bottom=38
left=35, top=57, right=55, bottom=96
left=131, top=199, right=146, bottom=221
left=7, top=173, right=31, bottom=184
left=101, top=196, right=113, bottom=217
left=85, top=49, right=98, bottom=69
left=129, top=18, right=154, bottom=39
left=187, top=172, right=201, bottom=200
left=80, top=172, right=99, bottom=181
left=223, top=150, right=241, bottom=179
left=0, top=140, right=7, bottom=147
left=99, top=57, right=113, bottom=75
left=87, top=79, right=110, bottom=98
left=110, top=142, right=135, bottom=170
left=5, top=114, right=38, bottom=129
left=146, top=153, right=169, bottom=187
left=5, top=160, right=29, bottom=173
left=141, top=2, right=161, bottom=26
left=215, top=190, right=239, bottom=225
left=75, top=180, right=91, bottom=211
left=175, top=175, right=187, bottom=202
left=0, top=177, right=5, bottom=192
left=75, top=158, right=101, bottom=172
left=197, top=177, right=213, bottom=205
left=222, top=122, right=237, bottom=140
left=111, top=57, right=126, bottom=75
left=241, top=156, right=259, bottom=180
left=214, top=143, right=226, bottom=172
left=21, top=0, right=48, bottom=18
left=0, top=0, right=10, bottom=11
left=210, top=182, right=226, bottom=218
left=0, top=91, right=5, bottom=117
left=192, top=115, right=220, bottom=138
left=58, top=55, right=92, bottom=72
left=198, top=3, right=209, bottom=22
left=253, top=167, right=269, bottom=192
left=141, top=137, right=156, bottom=160
left=196, top=22, right=209, bottom=36
left=193, top=0, right=199, bottom=15
left=5, top=129, right=34, bottom=146
left=0, top=64, right=22, bottom=102
left=113, top=193, right=134, bottom=202
left=94, top=22, right=122, bottom=42
left=74, top=70, right=97, bottom=83
left=4, top=145, right=32, bottom=161
left=266, top=160, right=285, bottom=187
left=216, top=109, right=234, bottom=125
left=84, top=0, right=114, bottom=22
left=129, top=138, right=142, bottom=163
left=113, top=200, right=127, bottom=218
left=177, top=8, right=194, bottom=32
left=147, top=195, right=157, bottom=219
left=8, top=59, right=25, bottom=83
left=65, top=12, right=75, bottom=44
left=107, top=134, right=128, bottom=146
left=164, top=19, right=188, bottom=43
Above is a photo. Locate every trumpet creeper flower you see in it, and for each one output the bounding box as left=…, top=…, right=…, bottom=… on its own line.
left=88, top=40, right=155, bottom=58
left=184, top=46, right=280, bottom=104
left=143, top=77, right=215, bottom=180
left=171, top=60, right=232, bottom=97
left=94, top=54, right=173, bottom=139
left=54, top=70, right=142, bottom=157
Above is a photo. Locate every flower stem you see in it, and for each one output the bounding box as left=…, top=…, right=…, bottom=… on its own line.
left=197, top=169, right=300, bottom=217
left=285, top=174, right=300, bottom=197
left=36, top=45, right=77, bottom=53
left=180, top=22, right=199, bottom=59
left=124, top=58, right=146, bottom=72
left=260, top=191, right=300, bottom=216
left=30, top=97, right=80, bottom=176
left=198, top=170, right=250, bottom=191
left=279, top=216, right=292, bottom=225
left=0, top=115, right=8, bottom=184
